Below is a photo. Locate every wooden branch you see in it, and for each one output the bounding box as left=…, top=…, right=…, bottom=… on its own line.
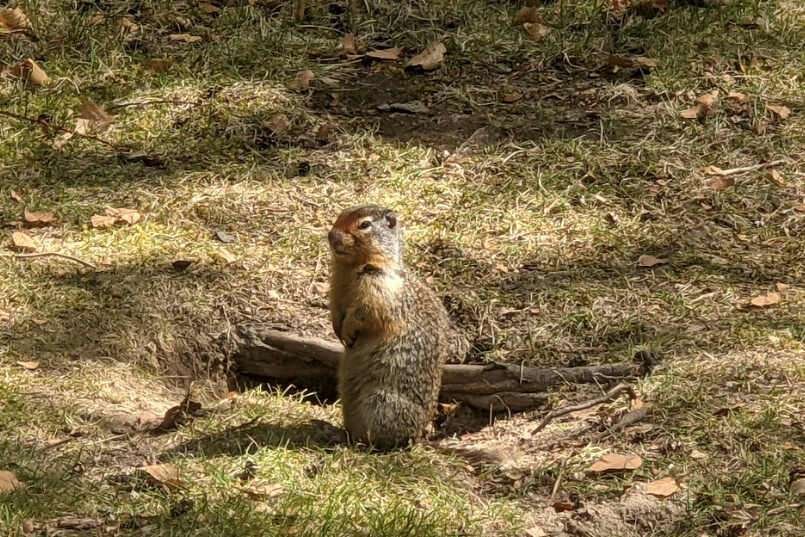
left=531, top=383, right=635, bottom=434
left=231, top=326, right=650, bottom=413
left=1, top=252, right=97, bottom=269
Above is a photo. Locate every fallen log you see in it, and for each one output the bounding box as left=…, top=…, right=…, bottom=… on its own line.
left=231, top=325, right=652, bottom=412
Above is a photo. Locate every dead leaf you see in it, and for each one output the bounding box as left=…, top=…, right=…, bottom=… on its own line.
left=702, top=165, right=726, bottom=176
left=377, top=101, right=429, bottom=114
left=139, top=463, right=182, bottom=488
left=215, top=248, right=238, bottom=264
left=23, top=209, right=56, bottom=226
left=767, top=104, right=791, bottom=120
left=119, top=16, right=139, bottom=33
left=406, top=41, right=446, bottom=72
left=513, top=6, right=541, bottom=25
left=0, top=470, right=23, bottom=494
left=339, top=33, right=357, bottom=55
left=588, top=453, right=643, bottom=473
left=645, top=476, right=680, bottom=497
left=53, top=118, right=90, bottom=150
left=237, top=482, right=285, bottom=500
left=689, top=449, right=708, bottom=460
left=524, top=528, right=547, bottom=537
left=315, top=123, right=335, bottom=143
left=679, top=106, right=702, bottom=119
left=143, top=58, right=173, bottom=73
left=106, top=207, right=141, bottom=224
left=264, top=113, right=290, bottom=134
left=90, top=214, right=117, bottom=228
left=16, top=360, right=39, bottom=370
left=727, top=91, right=748, bottom=104
left=152, top=392, right=203, bottom=432
left=10, top=190, right=23, bottom=203
left=22, top=519, right=34, bottom=534
left=78, top=99, right=113, bottom=128
left=199, top=2, right=221, bottom=14
left=749, top=291, right=780, bottom=308
left=707, top=176, right=735, bottom=191
left=291, top=69, right=315, bottom=91
left=11, top=231, right=37, bottom=252
left=9, top=59, right=50, bottom=86
left=638, top=254, right=668, bottom=267
left=767, top=169, right=786, bottom=187
left=775, top=282, right=789, bottom=292
left=791, top=478, right=805, bottom=497
left=500, top=87, right=523, bottom=103
left=523, top=22, right=551, bottom=41
left=696, top=90, right=719, bottom=109
left=0, top=7, right=31, bottom=33
left=168, top=33, right=202, bottom=44
left=366, top=47, right=402, bottom=61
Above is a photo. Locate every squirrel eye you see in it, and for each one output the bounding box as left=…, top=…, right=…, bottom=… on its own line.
left=358, top=220, right=372, bottom=230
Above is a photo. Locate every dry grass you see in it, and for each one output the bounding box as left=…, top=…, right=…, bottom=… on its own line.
left=1, top=0, right=803, bottom=536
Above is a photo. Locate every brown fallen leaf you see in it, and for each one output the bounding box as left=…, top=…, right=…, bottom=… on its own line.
left=143, top=58, right=173, bottom=73
left=0, top=7, right=31, bottom=33
left=588, top=453, right=643, bottom=473
left=291, top=69, right=315, bottom=91
left=524, top=528, right=547, bottom=537
left=11, top=231, right=37, bottom=252
left=139, top=463, right=182, bottom=488
left=645, top=476, right=680, bottom=497
left=10, top=190, right=23, bottom=203
left=16, top=361, right=39, bottom=370
left=199, top=2, right=221, bottom=14
left=707, top=176, right=735, bottom=191
left=638, top=254, right=669, bottom=267
left=237, top=482, right=285, bottom=500
left=168, top=33, right=202, bottom=44
left=523, top=22, right=551, bottom=41
left=106, top=207, right=141, bottom=224
left=153, top=392, right=203, bottom=433
left=749, top=291, right=780, bottom=308
left=767, top=169, right=786, bottom=187
left=689, top=449, right=708, bottom=460
left=0, top=470, right=23, bottom=494
left=702, top=165, right=726, bottom=176
left=791, top=478, right=805, bottom=497
left=339, top=33, right=357, bottom=55
left=727, top=91, right=748, bottom=104
left=406, top=41, right=446, bottom=72
left=215, top=248, right=238, bottom=264
left=366, top=47, right=402, bottom=61
left=315, top=123, right=335, bottom=143
left=23, top=209, right=56, bottom=226
left=53, top=118, right=90, bottom=150
left=500, top=87, right=523, bottom=103
left=78, top=99, right=113, bottom=129
left=513, top=6, right=541, bottom=25
left=767, top=104, right=791, bottom=120
left=775, top=282, right=789, bottom=292
left=90, top=214, right=116, bottom=228
left=9, top=59, right=50, bottom=86
left=681, top=90, right=719, bottom=119
left=264, top=113, right=290, bottom=134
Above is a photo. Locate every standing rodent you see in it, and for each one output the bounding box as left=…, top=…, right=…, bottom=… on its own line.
left=327, top=205, right=468, bottom=449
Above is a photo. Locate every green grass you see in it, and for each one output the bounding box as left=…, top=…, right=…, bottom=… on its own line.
left=1, top=0, right=804, bottom=535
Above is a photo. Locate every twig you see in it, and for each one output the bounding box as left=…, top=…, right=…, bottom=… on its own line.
left=531, top=383, right=635, bottom=435
left=705, top=159, right=787, bottom=176
left=1, top=252, right=97, bottom=269
left=107, top=99, right=196, bottom=111
left=592, top=406, right=650, bottom=441
left=0, top=109, right=123, bottom=150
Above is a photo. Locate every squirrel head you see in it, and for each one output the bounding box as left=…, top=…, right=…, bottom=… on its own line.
left=328, top=205, right=403, bottom=269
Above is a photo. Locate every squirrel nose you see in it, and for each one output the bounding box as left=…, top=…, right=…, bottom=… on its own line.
left=328, top=229, right=342, bottom=247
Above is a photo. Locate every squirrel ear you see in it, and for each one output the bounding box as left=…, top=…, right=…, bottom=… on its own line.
left=385, top=211, right=398, bottom=229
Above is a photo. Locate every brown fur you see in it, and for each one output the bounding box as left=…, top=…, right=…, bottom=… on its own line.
left=327, top=205, right=469, bottom=449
